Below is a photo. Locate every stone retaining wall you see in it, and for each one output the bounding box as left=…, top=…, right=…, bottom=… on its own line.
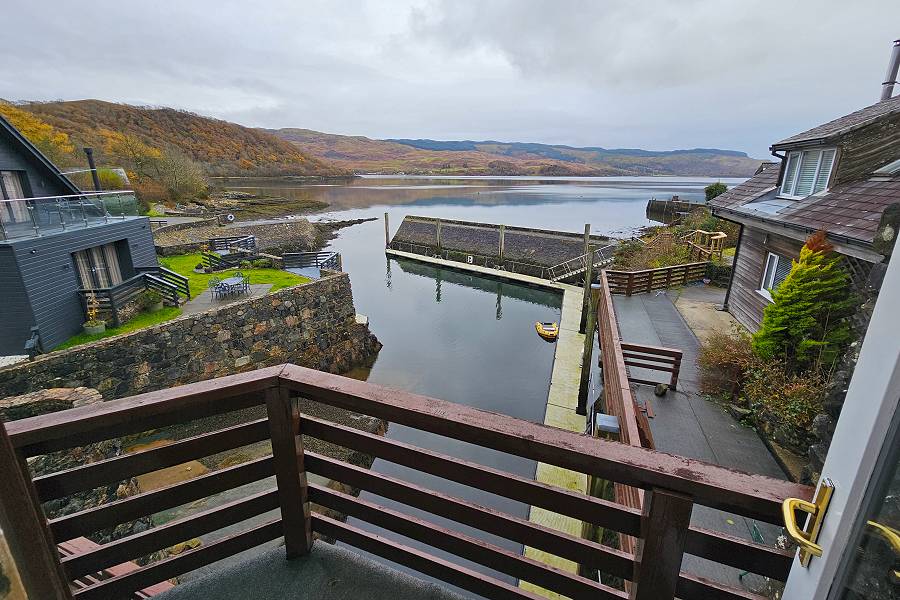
left=0, top=273, right=381, bottom=400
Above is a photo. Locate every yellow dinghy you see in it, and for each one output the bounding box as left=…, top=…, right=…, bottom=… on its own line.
left=535, top=321, right=559, bottom=342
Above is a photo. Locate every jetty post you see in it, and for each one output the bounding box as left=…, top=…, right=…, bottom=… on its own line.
left=436, top=218, right=443, bottom=253
left=498, top=224, right=506, bottom=264
left=384, top=212, right=390, bottom=248
left=579, top=225, right=593, bottom=333
left=577, top=250, right=598, bottom=415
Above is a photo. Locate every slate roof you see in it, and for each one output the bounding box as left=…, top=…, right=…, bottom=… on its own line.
left=709, top=162, right=780, bottom=209
left=772, top=95, right=900, bottom=148
left=711, top=162, right=900, bottom=245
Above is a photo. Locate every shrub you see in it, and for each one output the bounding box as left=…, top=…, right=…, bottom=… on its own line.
left=239, top=260, right=253, bottom=269
left=704, top=182, right=728, bottom=201
left=698, top=328, right=755, bottom=401
left=137, top=290, right=164, bottom=310
left=743, top=361, right=828, bottom=451
left=251, top=258, right=272, bottom=269
left=752, top=232, right=855, bottom=371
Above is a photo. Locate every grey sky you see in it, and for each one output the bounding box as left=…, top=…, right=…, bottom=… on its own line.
left=2, top=0, right=899, bottom=157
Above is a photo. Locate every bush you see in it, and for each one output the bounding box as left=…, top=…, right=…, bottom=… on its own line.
left=698, top=328, right=755, bottom=401
left=239, top=260, right=253, bottom=269
left=251, top=258, right=272, bottom=268
left=705, top=182, right=728, bottom=201
left=137, top=290, right=163, bottom=310
left=753, top=232, right=855, bottom=371
left=743, top=361, right=828, bottom=451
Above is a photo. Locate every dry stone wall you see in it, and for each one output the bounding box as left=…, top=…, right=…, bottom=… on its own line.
left=0, top=272, right=381, bottom=400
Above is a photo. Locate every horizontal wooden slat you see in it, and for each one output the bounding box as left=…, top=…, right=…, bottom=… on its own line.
left=304, top=451, right=633, bottom=579
left=34, top=419, right=270, bottom=501
left=8, top=366, right=283, bottom=456
left=300, top=414, right=642, bottom=534
left=312, top=513, right=597, bottom=600
left=62, top=488, right=279, bottom=580
left=50, top=456, right=275, bottom=542
left=72, top=519, right=282, bottom=600
left=621, top=343, right=683, bottom=358
left=310, top=483, right=622, bottom=600
left=624, top=360, right=677, bottom=372
left=283, top=364, right=811, bottom=524
left=684, top=526, right=792, bottom=581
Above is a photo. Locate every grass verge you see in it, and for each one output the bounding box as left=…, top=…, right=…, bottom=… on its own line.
left=55, top=307, right=183, bottom=351
left=159, top=253, right=310, bottom=297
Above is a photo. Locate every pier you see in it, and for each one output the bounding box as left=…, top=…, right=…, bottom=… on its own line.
left=385, top=246, right=593, bottom=592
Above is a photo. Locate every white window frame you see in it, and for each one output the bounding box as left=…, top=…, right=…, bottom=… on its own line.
left=758, top=251, right=789, bottom=302
left=780, top=148, right=836, bottom=199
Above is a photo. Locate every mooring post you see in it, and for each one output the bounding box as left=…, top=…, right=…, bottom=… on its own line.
left=580, top=244, right=594, bottom=333
left=577, top=271, right=597, bottom=415
left=384, top=212, right=390, bottom=248
left=499, top=224, right=506, bottom=263
left=436, top=218, right=442, bottom=253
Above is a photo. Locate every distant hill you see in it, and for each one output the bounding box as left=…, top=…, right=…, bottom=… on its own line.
left=18, top=100, right=349, bottom=178
left=270, top=129, right=762, bottom=177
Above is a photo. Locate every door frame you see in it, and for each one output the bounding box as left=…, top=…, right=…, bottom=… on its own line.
left=782, top=255, right=900, bottom=598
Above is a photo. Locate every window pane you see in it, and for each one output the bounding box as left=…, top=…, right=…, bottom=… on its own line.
left=794, top=150, right=820, bottom=197
left=772, top=256, right=792, bottom=291
left=836, top=424, right=899, bottom=600
left=762, top=253, right=777, bottom=289
left=782, top=153, right=799, bottom=196
left=814, top=149, right=836, bottom=193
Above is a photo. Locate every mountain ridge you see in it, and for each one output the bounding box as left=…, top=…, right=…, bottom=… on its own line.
left=270, top=128, right=761, bottom=177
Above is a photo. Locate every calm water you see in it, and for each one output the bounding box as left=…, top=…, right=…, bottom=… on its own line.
left=219, top=175, right=743, bottom=592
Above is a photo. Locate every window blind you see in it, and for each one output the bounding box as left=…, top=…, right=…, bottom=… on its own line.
left=794, top=150, right=820, bottom=197
left=814, top=149, right=836, bottom=193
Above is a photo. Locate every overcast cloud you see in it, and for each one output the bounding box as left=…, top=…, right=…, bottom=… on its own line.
left=2, top=0, right=899, bottom=157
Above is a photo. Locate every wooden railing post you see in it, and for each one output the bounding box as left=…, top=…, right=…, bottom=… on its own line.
left=265, top=385, right=312, bottom=558
left=0, top=422, right=73, bottom=599
left=631, top=488, right=693, bottom=600
left=670, top=354, right=681, bottom=390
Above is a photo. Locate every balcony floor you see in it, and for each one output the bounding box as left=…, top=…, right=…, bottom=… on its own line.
left=156, top=541, right=466, bottom=600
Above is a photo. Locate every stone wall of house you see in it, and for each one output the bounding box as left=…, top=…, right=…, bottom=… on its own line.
left=0, top=272, right=381, bottom=400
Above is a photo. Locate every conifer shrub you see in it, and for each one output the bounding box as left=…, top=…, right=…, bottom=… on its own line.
left=752, top=232, right=855, bottom=371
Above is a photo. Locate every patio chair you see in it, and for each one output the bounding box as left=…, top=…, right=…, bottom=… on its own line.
left=208, top=277, right=222, bottom=299
left=232, top=271, right=250, bottom=293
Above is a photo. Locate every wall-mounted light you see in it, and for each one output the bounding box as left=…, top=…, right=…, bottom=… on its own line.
left=29, top=249, right=36, bottom=254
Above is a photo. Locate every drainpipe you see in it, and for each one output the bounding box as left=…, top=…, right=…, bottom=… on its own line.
left=83, top=147, right=102, bottom=192
left=720, top=222, right=744, bottom=311
left=880, top=39, right=900, bottom=102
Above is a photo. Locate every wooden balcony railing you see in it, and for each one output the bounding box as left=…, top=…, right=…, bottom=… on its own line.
left=2, top=364, right=811, bottom=600
left=605, top=262, right=709, bottom=296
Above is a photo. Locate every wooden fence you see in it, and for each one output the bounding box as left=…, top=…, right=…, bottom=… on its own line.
left=605, top=262, right=709, bottom=296
left=3, top=364, right=810, bottom=600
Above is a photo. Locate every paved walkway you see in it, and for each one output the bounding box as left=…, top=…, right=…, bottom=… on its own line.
left=612, top=284, right=786, bottom=590
left=181, top=284, right=274, bottom=316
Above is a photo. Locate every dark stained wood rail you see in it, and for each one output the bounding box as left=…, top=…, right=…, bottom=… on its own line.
left=606, top=261, right=709, bottom=296
left=621, top=342, right=683, bottom=390
left=3, top=364, right=811, bottom=600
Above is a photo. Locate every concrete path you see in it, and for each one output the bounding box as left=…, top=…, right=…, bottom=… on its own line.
left=181, top=284, right=274, bottom=316
left=612, top=285, right=786, bottom=590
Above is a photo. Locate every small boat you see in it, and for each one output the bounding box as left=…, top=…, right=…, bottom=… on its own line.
left=535, top=321, right=559, bottom=342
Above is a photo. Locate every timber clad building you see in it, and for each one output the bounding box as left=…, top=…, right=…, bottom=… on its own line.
left=711, top=95, right=900, bottom=332
left=0, top=114, right=159, bottom=356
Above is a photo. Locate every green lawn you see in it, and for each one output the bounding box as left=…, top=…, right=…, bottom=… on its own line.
left=159, top=253, right=310, bottom=297
left=55, top=307, right=183, bottom=351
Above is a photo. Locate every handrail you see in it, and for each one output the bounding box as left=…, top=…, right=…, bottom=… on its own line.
left=5, top=364, right=810, bottom=600
left=605, top=262, right=709, bottom=295
left=0, top=190, right=136, bottom=203
left=548, top=243, right=617, bottom=281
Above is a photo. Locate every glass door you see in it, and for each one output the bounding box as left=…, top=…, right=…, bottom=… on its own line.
left=783, top=255, right=900, bottom=598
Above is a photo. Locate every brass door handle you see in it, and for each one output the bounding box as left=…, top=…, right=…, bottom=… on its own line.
left=783, top=498, right=824, bottom=557
left=866, top=520, right=900, bottom=554
left=783, top=479, right=834, bottom=567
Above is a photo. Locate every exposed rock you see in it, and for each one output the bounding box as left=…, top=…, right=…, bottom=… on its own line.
left=654, top=383, right=669, bottom=396
left=728, top=404, right=752, bottom=420
left=0, top=386, right=101, bottom=421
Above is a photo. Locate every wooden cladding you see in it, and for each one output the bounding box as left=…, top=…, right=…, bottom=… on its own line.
left=4, top=364, right=809, bottom=600
left=605, top=262, right=709, bottom=296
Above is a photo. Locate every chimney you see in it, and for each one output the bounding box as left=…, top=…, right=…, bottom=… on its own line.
left=880, top=39, right=900, bottom=102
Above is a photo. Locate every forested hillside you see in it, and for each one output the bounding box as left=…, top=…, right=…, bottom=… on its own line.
left=14, top=100, right=349, bottom=178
